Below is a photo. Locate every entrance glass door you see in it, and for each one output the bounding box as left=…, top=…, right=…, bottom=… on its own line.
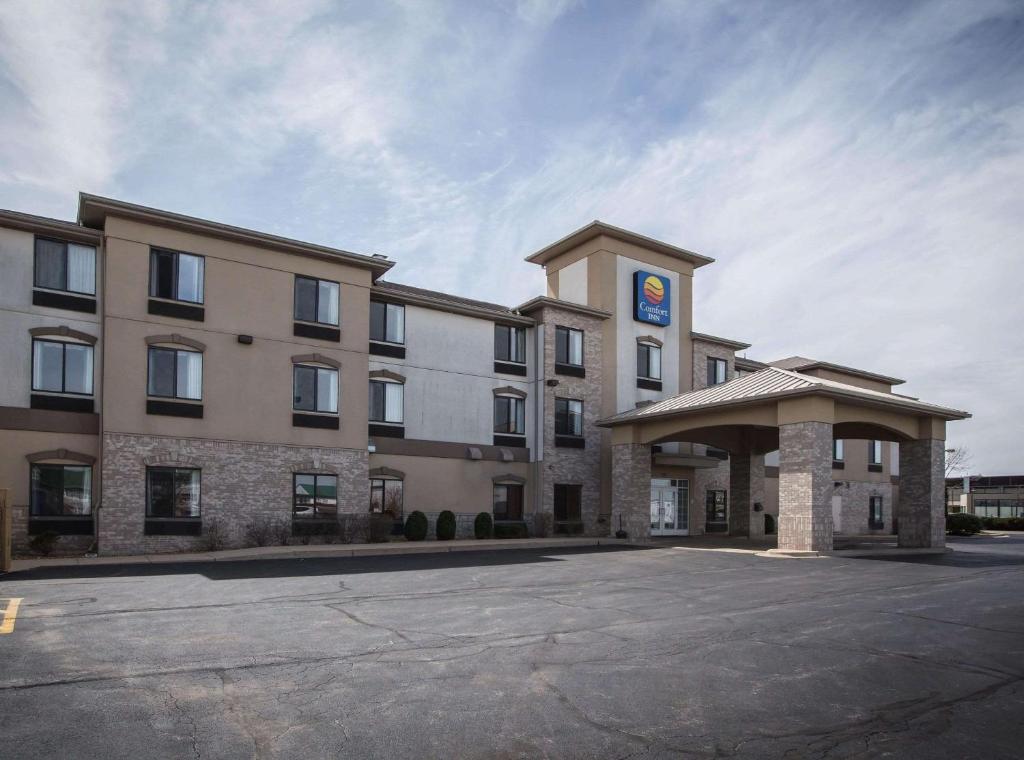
left=705, top=490, right=728, bottom=532
left=650, top=479, right=689, bottom=536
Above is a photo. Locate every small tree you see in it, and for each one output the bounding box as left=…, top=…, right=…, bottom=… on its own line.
left=474, top=512, right=493, bottom=539
left=404, top=510, right=428, bottom=541
left=436, top=510, right=457, bottom=540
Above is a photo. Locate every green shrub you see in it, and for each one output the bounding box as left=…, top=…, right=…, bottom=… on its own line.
left=404, top=510, right=428, bottom=541
left=368, top=514, right=393, bottom=543
left=494, top=522, right=528, bottom=539
left=980, top=516, right=1024, bottom=531
left=28, top=530, right=60, bottom=556
left=946, top=513, right=983, bottom=536
left=474, top=512, right=493, bottom=539
left=436, top=510, right=457, bottom=540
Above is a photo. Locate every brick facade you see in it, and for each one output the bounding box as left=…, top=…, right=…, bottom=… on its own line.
left=729, top=452, right=766, bottom=539
left=778, top=421, right=834, bottom=553
left=833, top=479, right=895, bottom=535
left=100, top=432, right=368, bottom=555
left=611, top=443, right=651, bottom=540
left=897, top=438, right=945, bottom=548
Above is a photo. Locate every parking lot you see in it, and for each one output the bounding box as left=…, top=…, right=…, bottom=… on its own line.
left=2, top=536, right=1023, bottom=759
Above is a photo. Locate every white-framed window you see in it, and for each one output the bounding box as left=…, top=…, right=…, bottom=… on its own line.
left=293, top=364, right=338, bottom=413
left=294, top=275, right=340, bottom=326
left=147, top=346, right=202, bottom=401
left=32, top=339, right=94, bottom=395
left=637, top=342, right=662, bottom=380
left=370, top=301, right=405, bottom=344
left=34, top=238, right=96, bottom=295
left=369, top=379, right=404, bottom=423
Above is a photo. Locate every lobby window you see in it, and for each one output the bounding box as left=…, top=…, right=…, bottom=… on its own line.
left=493, top=483, right=524, bottom=521
left=555, top=398, right=583, bottom=437
left=369, top=379, right=404, bottom=424
left=869, top=496, right=884, bottom=529
left=494, top=395, right=526, bottom=435
left=150, top=248, right=205, bottom=304
left=637, top=342, right=662, bottom=381
left=146, top=467, right=200, bottom=518
left=495, top=324, right=526, bottom=364
left=293, top=473, right=338, bottom=520
left=554, top=484, right=583, bottom=533
left=869, top=440, right=883, bottom=471
left=293, top=364, right=338, bottom=414
left=833, top=439, right=844, bottom=461
left=294, top=275, right=339, bottom=326
left=370, top=478, right=404, bottom=517
left=555, top=326, right=583, bottom=367
left=148, top=347, right=202, bottom=400
left=707, top=357, right=728, bottom=386
left=30, top=464, right=92, bottom=516
left=34, top=238, right=96, bottom=295
left=32, top=339, right=93, bottom=395
left=370, top=301, right=405, bottom=344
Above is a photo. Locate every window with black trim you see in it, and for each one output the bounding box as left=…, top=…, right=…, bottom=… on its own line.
left=707, top=357, right=728, bottom=386
left=369, top=380, right=404, bottom=423
left=32, top=339, right=93, bottom=395
left=148, top=347, right=202, bottom=400
left=555, top=398, right=583, bottom=437
left=146, top=467, right=200, bottom=518
left=294, top=275, right=339, bottom=326
left=637, top=343, right=662, bottom=381
left=554, top=484, right=582, bottom=523
left=493, top=483, right=524, bottom=521
left=869, top=440, right=883, bottom=466
left=370, top=301, right=405, bottom=344
left=293, top=364, right=338, bottom=413
left=149, top=248, right=205, bottom=304
left=869, top=496, right=884, bottom=529
left=495, top=325, right=526, bottom=364
left=30, top=464, right=92, bottom=516
left=555, top=326, right=583, bottom=366
left=293, top=473, right=338, bottom=519
left=34, top=238, right=96, bottom=295
left=494, top=395, right=525, bottom=435
left=370, top=478, right=404, bottom=517
left=833, top=439, right=845, bottom=461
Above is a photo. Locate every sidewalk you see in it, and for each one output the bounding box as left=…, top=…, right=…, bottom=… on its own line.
left=6, top=536, right=631, bottom=573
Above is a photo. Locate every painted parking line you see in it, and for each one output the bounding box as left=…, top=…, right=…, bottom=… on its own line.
left=0, top=598, right=23, bottom=634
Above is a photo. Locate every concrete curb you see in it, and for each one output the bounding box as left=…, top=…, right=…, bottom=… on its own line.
left=6, top=537, right=630, bottom=572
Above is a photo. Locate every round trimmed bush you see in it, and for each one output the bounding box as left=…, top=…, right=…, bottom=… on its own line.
left=946, top=513, right=982, bottom=536
left=436, top=510, right=457, bottom=541
left=404, top=510, right=429, bottom=541
left=474, top=512, right=493, bottom=539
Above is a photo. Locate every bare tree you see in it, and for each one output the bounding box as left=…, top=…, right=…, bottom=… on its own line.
left=944, top=446, right=973, bottom=478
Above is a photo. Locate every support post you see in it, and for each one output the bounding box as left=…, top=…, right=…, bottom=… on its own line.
left=777, top=421, right=833, bottom=554
left=898, top=439, right=945, bottom=548
left=611, top=443, right=651, bottom=542
left=729, top=452, right=766, bottom=539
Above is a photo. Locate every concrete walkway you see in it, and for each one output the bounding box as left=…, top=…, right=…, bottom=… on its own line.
left=6, top=536, right=630, bottom=573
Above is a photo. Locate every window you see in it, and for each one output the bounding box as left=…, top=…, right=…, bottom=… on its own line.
left=554, top=484, right=582, bottom=523
left=869, top=440, right=883, bottom=465
left=32, top=339, right=93, bottom=395
left=493, top=483, right=524, bottom=521
left=34, top=238, right=96, bottom=295
left=294, top=276, right=339, bottom=326
left=494, top=395, right=526, bottom=435
left=146, top=467, right=200, bottom=518
left=370, top=478, right=404, bottom=517
left=149, top=248, right=205, bottom=304
left=148, top=347, right=202, bottom=400
left=637, top=343, right=662, bottom=380
left=293, top=364, right=338, bottom=413
left=869, top=496, right=884, bottom=529
left=555, top=326, right=583, bottom=366
left=555, top=398, right=583, bottom=437
left=293, top=473, right=338, bottom=519
left=369, top=380, right=404, bottom=423
left=370, top=301, right=405, bottom=344
left=30, top=464, right=92, bottom=516
left=833, top=439, right=844, bottom=461
left=495, top=325, right=526, bottom=364
left=707, top=357, right=728, bottom=386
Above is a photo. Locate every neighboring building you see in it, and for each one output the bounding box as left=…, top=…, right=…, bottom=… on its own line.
left=946, top=476, right=1024, bottom=518
left=0, top=197, right=967, bottom=555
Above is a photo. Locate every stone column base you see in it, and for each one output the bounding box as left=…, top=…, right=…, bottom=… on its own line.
left=611, top=443, right=651, bottom=541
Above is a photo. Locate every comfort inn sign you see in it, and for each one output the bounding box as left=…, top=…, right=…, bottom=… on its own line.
left=633, top=270, right=670, bottom=326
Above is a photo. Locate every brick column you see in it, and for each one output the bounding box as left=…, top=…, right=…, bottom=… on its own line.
left=898, top=439, right=945, bottom=548
left=730, top=452, right=766, bottom=539
left=611, top=443, right=651, bottom=541
left=777, top=421, right=833, bottom=553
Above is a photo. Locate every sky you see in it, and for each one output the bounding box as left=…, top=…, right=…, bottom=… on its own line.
left=1, top=0, right=1022, bottom=474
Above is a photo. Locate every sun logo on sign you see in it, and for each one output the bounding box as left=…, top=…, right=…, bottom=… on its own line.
left=642, top=275, right=664, bottom=305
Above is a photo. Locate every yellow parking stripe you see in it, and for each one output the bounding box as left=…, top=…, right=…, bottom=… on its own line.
left=0, top=598, right=22, bottom=634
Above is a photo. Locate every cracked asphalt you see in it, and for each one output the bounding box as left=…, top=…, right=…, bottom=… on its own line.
left=1, top=535, right=1023, bottom=759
